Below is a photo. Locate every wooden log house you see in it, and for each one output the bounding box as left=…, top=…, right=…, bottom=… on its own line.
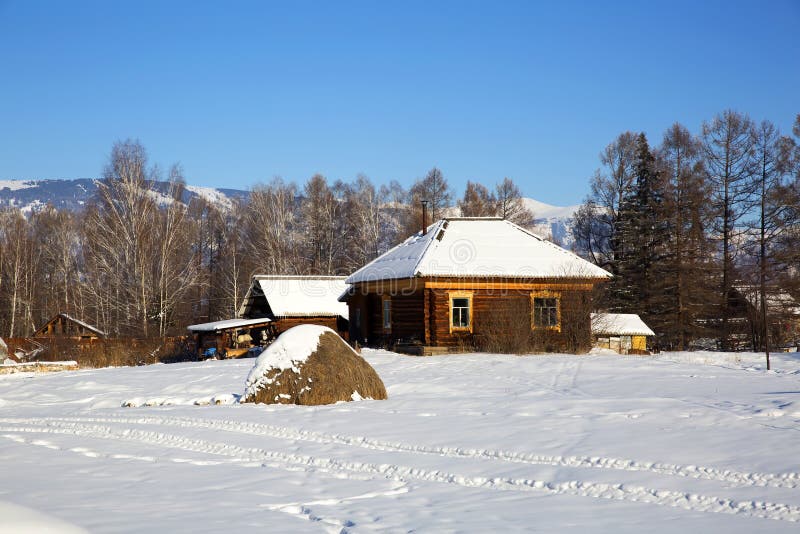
left=341, top=217, right=611, bottom=354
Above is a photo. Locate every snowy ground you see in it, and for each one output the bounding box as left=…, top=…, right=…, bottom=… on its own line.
left=1, top=349, right=799, bottom=533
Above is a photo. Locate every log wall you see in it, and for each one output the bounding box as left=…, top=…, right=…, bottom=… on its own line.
left=348, top=278, right=597, bottom=353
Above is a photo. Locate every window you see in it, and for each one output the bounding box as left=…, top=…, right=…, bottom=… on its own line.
left=382, top=298, right=391, bottom=331
left=533, top=297, right=559, bottom=328
left=452, top=298, right=470, bottom=328
left=449, top=292, right=473, bottom=332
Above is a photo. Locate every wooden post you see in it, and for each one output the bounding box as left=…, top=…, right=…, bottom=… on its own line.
left=423, top=288, right=431, bottom=345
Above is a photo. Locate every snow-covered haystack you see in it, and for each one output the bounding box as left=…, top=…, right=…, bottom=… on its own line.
left=242, top=325, right=387, bottom=406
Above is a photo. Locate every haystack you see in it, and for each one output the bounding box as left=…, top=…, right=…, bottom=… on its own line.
left=242, top=325, right=387, bottom=406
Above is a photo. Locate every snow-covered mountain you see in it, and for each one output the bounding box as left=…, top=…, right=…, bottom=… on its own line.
left=522, top=197, right=581, bottom=249
left=0, top=178, right=248, bottom=213
left=1, top=179, right=583, bottom=249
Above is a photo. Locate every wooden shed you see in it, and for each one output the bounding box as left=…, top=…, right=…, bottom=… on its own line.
left=341, top=217, right=611, bottom=354
left=591, top=313, right=655, bottom=354
left=187, top=317, right=275, bottom=358
left=33, top=313, right=107, bottom=340
left=728, top=286, right=800, bottom=350
left=188, top=276, right=350, bottom=357
left=238, top=275, right=350, bottom=337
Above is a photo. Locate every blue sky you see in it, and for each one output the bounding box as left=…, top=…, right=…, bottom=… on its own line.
left=1, top=0, right=798, bottom=206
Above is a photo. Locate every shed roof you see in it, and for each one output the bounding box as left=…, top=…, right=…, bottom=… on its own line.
left=591, top=313, right=655, bottom=337
left=35, top=313, right=107, bottom=337
left=187, top=317, right=273, bottom=333
left=240, top=276, right=349, bottom=319
left=346, top=218, right=611, bottom=284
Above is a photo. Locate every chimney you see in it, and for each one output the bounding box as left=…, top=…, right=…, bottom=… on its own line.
left=421, top=200, right=429, bottom=235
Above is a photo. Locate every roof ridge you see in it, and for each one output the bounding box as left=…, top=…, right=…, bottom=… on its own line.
left=409, top=219, right=446, bottom=277
left=503, top=219, right=610, bottom=277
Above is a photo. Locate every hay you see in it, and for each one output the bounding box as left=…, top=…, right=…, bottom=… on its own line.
left=242, top=328, right=387, bottom=406
left=0, top=361, right=79, bottom=375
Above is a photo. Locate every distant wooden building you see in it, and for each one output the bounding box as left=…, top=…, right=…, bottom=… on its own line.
left=188, top=276, right=350, bottom=357
left=341, top=218, right=611, bottom=354
left=33, top=313, right=106, bottom=340
left=728, top=286, right=800, bottom=350
left=591, top=313, right=655, bottom=354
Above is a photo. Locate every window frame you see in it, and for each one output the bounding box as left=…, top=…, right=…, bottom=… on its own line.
left=382, top=296, right=392, bottom=333
left=531, top=291, right=561, bottom=331
left=449, top=291, right=474, bottom=333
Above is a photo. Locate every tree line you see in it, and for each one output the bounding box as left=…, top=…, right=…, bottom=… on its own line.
left=0, top=140, right=533, bottom=338
left=575, top=111, right=800, bottom=357
left=4, top=109, right=796, bottom=355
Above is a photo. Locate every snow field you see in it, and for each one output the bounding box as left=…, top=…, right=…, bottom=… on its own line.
left=0, top=350, right=799, bottom=532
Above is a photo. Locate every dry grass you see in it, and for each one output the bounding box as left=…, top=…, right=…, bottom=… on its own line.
left=0, top=361, right=79, bottom=375
left=6, top=337, right=196, bottom=368
left=243, top=331, right=388, bottom=406
left=476, top=298, right=535, bottom=354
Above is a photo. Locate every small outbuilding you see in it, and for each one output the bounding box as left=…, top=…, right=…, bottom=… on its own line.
left=188, top=275, right=350, bottom=357
left=187, top=317, right=275, bottom=358
left=33, top=313, right=107, bottom=340
left=591, top=313, right=655, bottom=354
left=238, top=275, right=350, bottom=336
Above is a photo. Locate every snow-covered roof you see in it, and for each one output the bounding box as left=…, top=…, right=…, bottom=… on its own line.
left=346, top=218, right=611, bottom=284
left=187, top=317, right=272, bottom=332
left=59, top=314, right=107, bottom=337
left=242, top=276, right=350, bottom=319
left=591, top=313, right=655, bottom=337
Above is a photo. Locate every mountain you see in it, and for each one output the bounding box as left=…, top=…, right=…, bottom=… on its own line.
left=1, top=179, right=583, bottom=249
left=522, top=197, right=581, bottom=249
left=0, top=178, right=249, bottom=213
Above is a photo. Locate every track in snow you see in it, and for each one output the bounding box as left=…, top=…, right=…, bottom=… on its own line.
left=1, top=419, right=800, bottom=523
left=2, top=415, right=797, bottom=490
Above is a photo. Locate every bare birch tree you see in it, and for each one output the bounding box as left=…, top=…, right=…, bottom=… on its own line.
left=243, top=178, right=298, bottom=275
left=495, top=177, right=534, bottom=226
left=83, top=140, right=158, bottom=336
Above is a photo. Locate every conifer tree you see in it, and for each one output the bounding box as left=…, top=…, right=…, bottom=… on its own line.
left=576, top=132, right=637, bottom=311
left=657, top=123, right=711, bottom=349
left=702, top=110, right=757, bottom=350
left=613, top=134, right=667, bottom=325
